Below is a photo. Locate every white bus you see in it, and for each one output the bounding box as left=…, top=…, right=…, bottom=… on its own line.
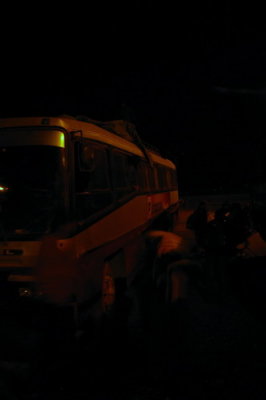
left=0, top=115, right=179, bottom=329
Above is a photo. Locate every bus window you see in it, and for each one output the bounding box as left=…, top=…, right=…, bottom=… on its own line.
left=111, top=152, right=138, bottom=199
left=77, top=143, right=109, bottom=190
left=75, top=142, right=113, bottom=221
left=137, top=160, right=149, bottom=191
left=153, top=165, right=160, bottom=191
left=165, top=168, right=172, bottom=189
left=147, top=166, right=156, bottom=192
left=0, top=144, right=66, bottom=236
left=170, top=169, right=177, bottom=188
left=157, top=165, right=167, bottom=190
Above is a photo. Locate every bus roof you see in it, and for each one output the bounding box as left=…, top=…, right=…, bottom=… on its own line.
left=0, top=116, right=176, bottom=169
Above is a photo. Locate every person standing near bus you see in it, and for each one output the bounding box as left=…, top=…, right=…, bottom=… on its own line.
left=186, top=201, right=208, bottom=247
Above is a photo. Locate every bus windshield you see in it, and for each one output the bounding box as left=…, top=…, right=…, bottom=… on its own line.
left=0, top=145, right=66, bottom=238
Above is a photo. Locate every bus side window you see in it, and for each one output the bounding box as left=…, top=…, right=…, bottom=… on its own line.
left=153, top=165, right=160, bottom=191
left=157, top=165, right=167, bottom=190
left=165, top=168, right=172, bottom=189
left=138, top=160, right=149, bottom=192
left=77, top=143, right=109, bottom=190
left=127, top=157, right=138, bottom=190
left=111, top=152, right=138, bottom=199
left=147, top=166, right=156, bottom=192
left=75, top=142, right=113, bottom=221
left=171, top=169, right=177, bottom=188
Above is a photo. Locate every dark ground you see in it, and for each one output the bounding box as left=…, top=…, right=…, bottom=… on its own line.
left=1, top=196, right=266, bottom=399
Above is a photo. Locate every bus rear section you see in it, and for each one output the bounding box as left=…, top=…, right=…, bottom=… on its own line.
left=0, top=116, right=179, bottom=336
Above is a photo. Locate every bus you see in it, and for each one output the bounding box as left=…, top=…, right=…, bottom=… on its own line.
left=0, top=115, right=179, bottom=331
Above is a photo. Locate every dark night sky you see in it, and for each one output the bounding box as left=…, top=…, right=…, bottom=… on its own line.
left=1, top=3, right=266, bottom=193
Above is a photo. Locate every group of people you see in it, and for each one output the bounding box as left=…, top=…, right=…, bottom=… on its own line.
left=186, top=200, right=253, bottom=297
left=186, top=200, right=252, bottom=254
